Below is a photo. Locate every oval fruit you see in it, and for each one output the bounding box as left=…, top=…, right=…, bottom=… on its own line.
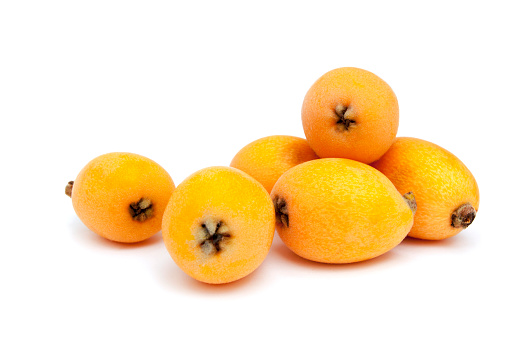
left=271, top=158, right=415, bottom=263
left=67, top=152, right=175, bottom=243
left=371, top=137, right=480, bottom=240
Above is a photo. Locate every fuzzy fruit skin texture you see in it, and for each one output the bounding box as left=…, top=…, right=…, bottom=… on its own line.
left=371, top=137, right=480, bottom=240
left=302, top=67, right=399, bottom=163
left=162, top=166, right=275, bottom=284
left=230, top=135, right=319, bottom=193
left=271, top=158, right=414, bottom=263
left=71, top=152, right=175, bottom=243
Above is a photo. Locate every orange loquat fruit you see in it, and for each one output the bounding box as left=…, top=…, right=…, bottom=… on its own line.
left=161, top=166, right=275, bottom=284
left=66, top=152, right=175, bottom=243
left=271, top=158, right=415, bottom=263
left=371, top=137, right=480, bottom=240
left=230, top=135, right=319, bottom=193
left=302, top=67, right=399, bottom=163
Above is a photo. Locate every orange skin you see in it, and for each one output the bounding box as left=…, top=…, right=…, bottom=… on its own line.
left=371, top=137, right=480, bottom=240
left=302, top=67, right=399, bottom=163
left=230, top=135, right=319, bottom=193
left=69, top=152, right=175, bottom=243
left=162, top=166, right=275, bottom=284
left=271, top=158, right=414, bottom=264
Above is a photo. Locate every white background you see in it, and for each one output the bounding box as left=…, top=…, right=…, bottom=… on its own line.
left=1, top=1, right=508, bottom=338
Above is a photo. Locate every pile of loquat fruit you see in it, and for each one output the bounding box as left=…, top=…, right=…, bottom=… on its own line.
left=66, top=67, right=479, bottom=284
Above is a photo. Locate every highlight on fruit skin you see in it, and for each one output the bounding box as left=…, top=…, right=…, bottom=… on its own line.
left=230, top=135, right=319, bottom=193
left=66, top=152, right=175, bottom=243
left=161, top=166, right=275, bottom=284
left=270, top=158, right=415, bottom=264
left=371, top=137, right=480, bottom=240
left=301, top=67, right=399, bottom=164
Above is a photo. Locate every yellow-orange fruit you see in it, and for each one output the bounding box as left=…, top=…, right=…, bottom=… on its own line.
left=371, top=137, right=480, bottom=240
left=162, top=166, right=275, bottom=284
left=302, top=67, right=399, bottom=163
left=271, top=158, right=414, bottom=263
left=230, top=135, right=319, bottom=193
left=67, top=152, right=175, bottom=243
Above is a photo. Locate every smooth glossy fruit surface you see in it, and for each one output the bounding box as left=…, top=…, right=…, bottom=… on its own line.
left=371, top=137, right=479, bottom=240
left=68, top=152, right=175, bottom=243
left=302, top=67, right=399, bottom=163
left=230, top=135, right=319, bottom=192
left=162, top=166, right=275, bottom=284
left=271, top=158, right=414, bottom=263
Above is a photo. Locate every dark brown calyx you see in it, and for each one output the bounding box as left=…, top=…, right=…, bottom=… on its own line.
left=403, top=192, right=417, bottom=214
left=451, top=203, right=476, bottom=228
left=65, top=181, right=74, bottom=198
left=199, top=220, right=231, bottom=255
left=274, top=196, right=289, bottom=228
left=128, top=198, right=154, bottom=222
left=334, top=104, right=356, bottom=131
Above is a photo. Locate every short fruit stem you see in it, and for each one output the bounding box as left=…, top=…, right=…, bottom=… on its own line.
left=403, top=192, right=417, bottom=214
left=274, top=196, right=289, bottom=228
left=128, top=198, right=154, bottom=222
left=451, top=203, right=476, bottom=228
left=65, top=181, right=74, bottom=198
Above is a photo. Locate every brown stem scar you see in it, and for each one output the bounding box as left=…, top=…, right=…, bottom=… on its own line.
left=274, top=196, right=289, bottom=228
left=403, top=192, right=417, bottom=214
left=335, top=104, right=356, bottom=131
left=451, top=203, right=476, bottom=228
left=65, top=181, right=74, bottom=198
left=199, top=220, right=231, bottom=255
left=128, top=198, right=154, bottom=222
